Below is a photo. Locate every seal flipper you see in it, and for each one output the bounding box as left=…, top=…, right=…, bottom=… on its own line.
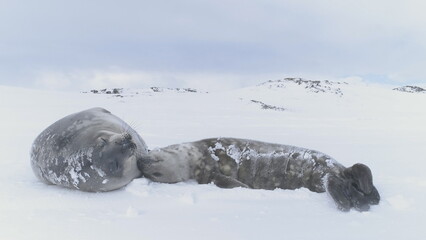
left=327, top=175, right=351, bottom=211
left=212, top=173, right=250, bottom=189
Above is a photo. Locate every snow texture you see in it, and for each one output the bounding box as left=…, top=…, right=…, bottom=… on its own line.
left=0, top=79, right=425, bottom=240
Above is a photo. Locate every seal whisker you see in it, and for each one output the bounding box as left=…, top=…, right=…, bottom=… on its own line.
left=126, top=120, right=143, bottom=135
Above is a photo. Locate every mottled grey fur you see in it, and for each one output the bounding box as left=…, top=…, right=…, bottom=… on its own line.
left=138, top=138, right=380, bottom=211
left=31, top=108, right=148, bottom=192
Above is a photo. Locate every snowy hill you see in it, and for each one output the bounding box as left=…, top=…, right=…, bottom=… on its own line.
left=257, top=77, right=346, bottom=96
left=1, top=79, right=426, bottom=240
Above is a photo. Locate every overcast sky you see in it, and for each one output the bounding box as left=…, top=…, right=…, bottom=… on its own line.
left=1, top=0, right=425, bottom=91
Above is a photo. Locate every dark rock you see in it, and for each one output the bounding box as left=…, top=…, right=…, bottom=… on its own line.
left=151, top=87, right=161, bottom=92
left=250, top=100, right=286, bottom=111
left=393, top=86, right=426, bottom=93
left=83, top=87, right=204, bottom=97
left=112, top=88, right=123, bottom=94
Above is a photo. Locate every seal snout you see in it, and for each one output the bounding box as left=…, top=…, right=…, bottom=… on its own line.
left=136, top=156, right=152, bottom=173
left=136, top=155, right=165, bottom=180
left=115, top=132, right=137, bottom=153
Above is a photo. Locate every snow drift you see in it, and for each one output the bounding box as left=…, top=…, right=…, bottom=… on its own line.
left=0, top=79, right=425, bottom=239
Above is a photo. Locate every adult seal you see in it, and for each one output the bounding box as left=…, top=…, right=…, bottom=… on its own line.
left=31, top=107, right=148, bottom=192
left=138, top=137, right=380, bottom=211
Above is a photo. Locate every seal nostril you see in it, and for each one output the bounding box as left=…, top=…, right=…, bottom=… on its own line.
left=120, top=140, right=136, bottom=153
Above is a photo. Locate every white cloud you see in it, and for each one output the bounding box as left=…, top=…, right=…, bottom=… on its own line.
left=34, top=71, right=72, bottom=90
left=33, top=68, right=163, bottom=91
left=4, top=0, right=426, bottom=88
left=85, top=69, right=159, bottom=89
left=33, top=68, right=279, bottom=92
left=35, top=68, right=397, bottom=92
left=34, top=67, right=338, bottom=92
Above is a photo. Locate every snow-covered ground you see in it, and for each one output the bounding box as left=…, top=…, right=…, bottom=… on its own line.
left=1, top=78, right=425, bottom=240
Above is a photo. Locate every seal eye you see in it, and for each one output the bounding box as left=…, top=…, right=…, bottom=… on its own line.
left=98, top=137, right=108, bottom=147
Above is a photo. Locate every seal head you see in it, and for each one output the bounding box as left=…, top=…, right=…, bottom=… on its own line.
left=31, top=107, right=148, bottom=192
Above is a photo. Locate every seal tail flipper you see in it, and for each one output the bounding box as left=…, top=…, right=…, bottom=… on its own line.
left=345, top=163, right=380, bottom=210
left=346, top=163, right=373, bottom=194
left=212, top=173, right=250, bottom=189
left=367, top=186, right=380, bottom=205
left=349, top=164, right=380, bottom=205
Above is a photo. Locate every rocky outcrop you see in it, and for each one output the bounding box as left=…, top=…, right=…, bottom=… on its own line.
left=258, top=78, right=346, bottom=96
left=393, top=86, right=426, bottom=93
left=250, top=100, right=286, bottom=111
left=82, top=87, right=205, bottom=97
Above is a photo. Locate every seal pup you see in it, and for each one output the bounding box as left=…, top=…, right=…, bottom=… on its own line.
left=138, top=137, right=380, bottom=211
left=31, top=107, right=148, bottom=192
